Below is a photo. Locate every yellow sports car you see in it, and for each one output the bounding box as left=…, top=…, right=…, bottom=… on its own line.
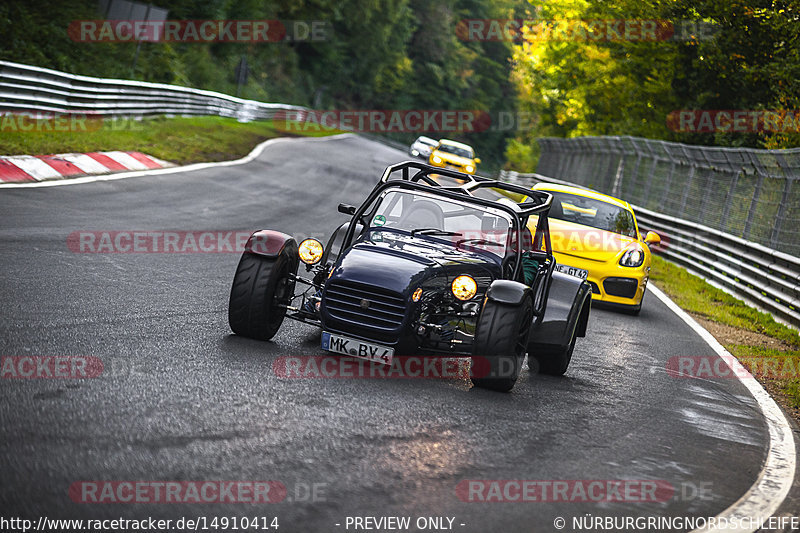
left=527, top=183, right=660, bottom=314
left=428, top=139, right=481, bottom=175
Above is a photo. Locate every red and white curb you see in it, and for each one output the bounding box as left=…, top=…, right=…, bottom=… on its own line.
left=0, top=134, right=353, bottom=188
left=0, top=151, right=174, bottom=183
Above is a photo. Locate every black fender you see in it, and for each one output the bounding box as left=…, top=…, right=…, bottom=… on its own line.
left=528, top=271, right=592, bottom=351
left=322, top=221, right=365, bottom=267
left=486, top=280, right=532, bottom=306
left=244, top=230, right=298, bottom=259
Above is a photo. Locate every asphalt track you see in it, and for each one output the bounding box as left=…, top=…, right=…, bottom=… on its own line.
left=0, top=135, right=792, bottom=532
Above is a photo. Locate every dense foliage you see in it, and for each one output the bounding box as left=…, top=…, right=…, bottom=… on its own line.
left=1, top=0, right=797, bottom=171
left=0, top=0, right=519, bottom=169
left=506, top=0, right=800, bottom=170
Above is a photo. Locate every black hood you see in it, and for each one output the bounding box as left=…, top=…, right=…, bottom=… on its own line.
left=328, top=234, right=501, bottom=295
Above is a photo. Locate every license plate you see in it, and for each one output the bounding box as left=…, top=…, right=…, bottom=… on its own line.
left=321, top=332, right=394, bottom=365
left=555, top=264, right=589, bottom=279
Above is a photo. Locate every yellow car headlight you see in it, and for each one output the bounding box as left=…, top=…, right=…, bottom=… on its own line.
left=451, top=275, right=477, bottom=301
left=432, top=155, right=442, bottom=164
left=298, top=238, right=324, bottom=265
left=465, top=165, right=474, bottom=173
left=619, top=245, right=644, bottom=267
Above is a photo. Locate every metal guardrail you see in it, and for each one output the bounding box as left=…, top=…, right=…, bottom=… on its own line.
left=499, top=170, right=800, bottom=329
left=0, top=60, right=307, bottom=121
left=536, top=136, right=800, bottom=257
left=9, top=61, right=794, bottom=326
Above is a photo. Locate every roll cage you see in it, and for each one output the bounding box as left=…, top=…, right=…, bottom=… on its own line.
left=341, top=161, right=555, bottom=280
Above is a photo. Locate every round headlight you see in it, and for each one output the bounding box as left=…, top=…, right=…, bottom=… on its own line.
left=432, top=155, right=442, bottom=164
left=465, top=165, right=474, bottom=173
left=451, top=275, right=477, bottom=301
left=298, top=238, right=324, bottom=265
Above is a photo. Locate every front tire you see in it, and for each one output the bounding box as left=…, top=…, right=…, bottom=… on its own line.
left=471, top=297, right=533, bottom=392
left=228, top=251, right=296, bottom=341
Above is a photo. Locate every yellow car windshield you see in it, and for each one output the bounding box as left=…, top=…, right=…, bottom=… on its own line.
left=549, top=192, right=637, bottom=238
left=438, top=145, right=473, bottom=159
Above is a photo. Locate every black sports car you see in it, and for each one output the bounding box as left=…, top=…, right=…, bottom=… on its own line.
left=228, top=161, right=591, bottom=391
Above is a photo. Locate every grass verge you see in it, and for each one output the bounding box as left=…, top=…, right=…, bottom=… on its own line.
left=0, top=115, right=342, bottom=165
left=650, top=254, right=800, bottom=417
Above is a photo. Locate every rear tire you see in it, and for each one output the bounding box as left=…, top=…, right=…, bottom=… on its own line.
left=531, top=334, right=576, bottom=376
left=471, top=297, right=533, bottom=392
left=228, top=252, right=296, bottom=340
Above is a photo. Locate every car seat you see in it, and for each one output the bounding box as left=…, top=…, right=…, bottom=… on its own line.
left=397, top=200, right=445, bottom=230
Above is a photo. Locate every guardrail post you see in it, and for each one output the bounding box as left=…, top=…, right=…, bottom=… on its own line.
left=641, top=157, right=660, bottom=207
left=770, top=153, right=795, bottom=249
left=677, top=165, right=696, bottom=218
left=743, top=173, right=765, bottom=240
left=720, top=169, right=741, bottom=232
left=615, top=144, right=638, bottom=199
left=661, top=159, right=677, bottom=206
left=698, top=168, right=717, bottom=225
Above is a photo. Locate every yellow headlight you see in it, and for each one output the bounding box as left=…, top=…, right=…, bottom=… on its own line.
left=451, top=275, right=477, bottom=301
left=298, top=238, right=324, bottom=265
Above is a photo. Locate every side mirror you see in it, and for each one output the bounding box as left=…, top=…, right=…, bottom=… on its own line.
left=474, top=157, right=482, bottom=164
left=338, top=203, right=356, bottom=216
left=644, top=231, right=661, bottom=245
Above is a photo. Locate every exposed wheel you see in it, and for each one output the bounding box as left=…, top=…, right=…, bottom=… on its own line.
left=531, top=334, right=576, bottom=376
left=228, top=251, right=296, bottom=341
left=471, top=297, right=533, bottom=392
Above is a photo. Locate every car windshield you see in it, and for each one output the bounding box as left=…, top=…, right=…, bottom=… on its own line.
left=365, top=189, right=511, bottom=256
left=548, top=191, right=638, bottom=238
left=437, top=144, right=473, bottom=159
left=418, top=137, right=437, bottom=146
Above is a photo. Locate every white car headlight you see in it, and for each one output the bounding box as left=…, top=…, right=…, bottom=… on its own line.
left=465, top=165, right=474, bottom=173
left=432, top=155, right=442, bottom=164
left=619, top=246, right=644, bottom=267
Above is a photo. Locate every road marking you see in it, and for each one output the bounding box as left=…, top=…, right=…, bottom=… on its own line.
left=650, top=284, right=796, bottom=533
left=0, top=133, right=354, bottom=188
left=56, top=153, right=111, bottom=174
left=5, top=155, right=63, bottom=180
left=101, top=151, right=151, bottom=171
